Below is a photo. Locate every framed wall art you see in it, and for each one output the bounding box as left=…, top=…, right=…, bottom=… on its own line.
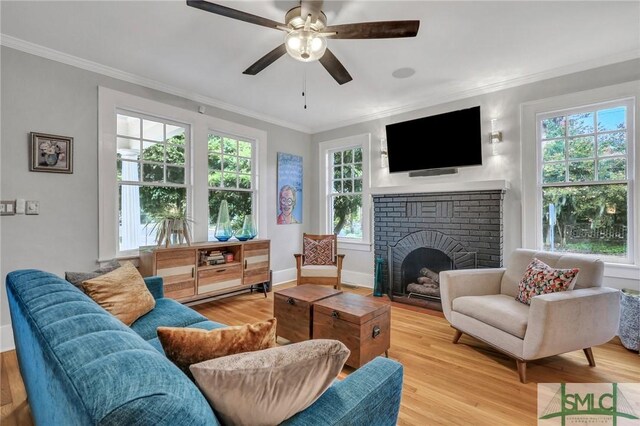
left=29, top=132, right=74, bottom=174
left=276, top=152, right=303, bottom=225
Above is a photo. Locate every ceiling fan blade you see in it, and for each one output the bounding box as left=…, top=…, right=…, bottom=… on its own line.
left=300, top=0, right=323, bottom=24
left=325, top=21, right=420, bottom=39
left=319, top=48, right=352, bottom=85
left=243, top=44, right=287, bottom=75
left=186, top=0, right=284, bottom=30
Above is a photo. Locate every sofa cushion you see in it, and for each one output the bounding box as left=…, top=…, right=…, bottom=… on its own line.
left=515, top=258, right=578, bottom=305
left=158, top=318, right=277, bottom=374
left=190, top=339, right=350, bottom=426
left=81, top=262, right=156, bottom=326
left=147, top=320, right=228, bottom=354
left=501, top=249, right=604, bottom=297
left=452, top=294, right=530, bottom=339
left=130, top=298, right=207, bottom=340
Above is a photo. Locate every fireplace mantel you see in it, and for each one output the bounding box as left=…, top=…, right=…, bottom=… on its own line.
left=371, top=179, right=510, bottom=195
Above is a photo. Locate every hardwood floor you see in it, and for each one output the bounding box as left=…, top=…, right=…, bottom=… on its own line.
left=2, top=283, right=638, bottom=425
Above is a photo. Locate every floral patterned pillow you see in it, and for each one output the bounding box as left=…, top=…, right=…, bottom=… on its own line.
left=303, top=237, right=334, bottom=265
left=515, top=258, right=580, bottom=305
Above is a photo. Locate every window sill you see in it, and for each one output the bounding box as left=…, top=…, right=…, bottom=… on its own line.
left=604, top=262, right=640, bottom=280
left=338, top=240, right=372, bottom=252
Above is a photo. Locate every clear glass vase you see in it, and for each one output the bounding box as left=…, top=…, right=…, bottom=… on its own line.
left=214, top=200, right=233, bottom=242
left=236, top=215, right=256, bottom=241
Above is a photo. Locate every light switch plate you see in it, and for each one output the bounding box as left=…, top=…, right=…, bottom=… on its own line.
left=1, top=200, right=16, bottom=216
left=26, top=200, right=39, bottom=215
left=15, top=199, right=25, bottom=214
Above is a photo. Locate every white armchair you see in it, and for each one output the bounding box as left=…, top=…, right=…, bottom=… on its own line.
left=440, top=249, right=620, bottom=383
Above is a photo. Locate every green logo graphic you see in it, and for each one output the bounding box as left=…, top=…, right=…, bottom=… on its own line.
left=540, top=383, right=639, bottom=425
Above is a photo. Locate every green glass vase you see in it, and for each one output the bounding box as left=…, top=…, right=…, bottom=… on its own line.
left=214, top=200, right=233, bottom=242
left=374, top=257, right=384, bottom=297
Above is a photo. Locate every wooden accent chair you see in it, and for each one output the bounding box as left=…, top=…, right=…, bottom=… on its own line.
left=440, top=249, right=620, bottom=383
left=294, top=233, right=345, bottom=290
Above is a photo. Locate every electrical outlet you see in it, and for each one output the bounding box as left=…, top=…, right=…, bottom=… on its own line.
left=26, top=200, right=39, bottom=215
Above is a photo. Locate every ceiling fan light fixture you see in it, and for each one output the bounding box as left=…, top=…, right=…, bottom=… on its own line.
left=285, top=29, right=327, bottom=62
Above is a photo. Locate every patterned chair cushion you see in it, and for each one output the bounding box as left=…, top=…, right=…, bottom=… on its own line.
left=515, top=258, right=579, bottom=305
left=303, top=236, right=334, bottom=265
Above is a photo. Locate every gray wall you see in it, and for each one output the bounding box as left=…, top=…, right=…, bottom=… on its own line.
left=311, top=58, right=640, bottom=288
left=0, top=46, right=311, bottom=328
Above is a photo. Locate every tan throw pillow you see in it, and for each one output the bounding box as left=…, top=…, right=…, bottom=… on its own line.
left=81, top=262, right=155, bottom=326
left=303, top=236, right=334, bottom=265
left=190, top=339, right=350, bottom=426
left=157, top=318, right=277, bottom=374
left=515, top=258, right=580, bottom=305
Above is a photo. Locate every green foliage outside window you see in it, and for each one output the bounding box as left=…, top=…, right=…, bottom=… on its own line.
left=540, top=106, right=628, bottom=257
left=332, top=147, right=363, bottom=237
left=208, top=135, right=253, bottom=231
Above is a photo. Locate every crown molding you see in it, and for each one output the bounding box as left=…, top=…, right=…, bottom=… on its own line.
left=2, top=34, right=638, bottom=136
left=0, top=34, right=312, bottom=134
left=310, top=48, right=640, bottom=133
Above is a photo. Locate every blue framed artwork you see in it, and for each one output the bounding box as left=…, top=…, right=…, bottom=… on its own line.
left=276, top=152, right=303, bottom=225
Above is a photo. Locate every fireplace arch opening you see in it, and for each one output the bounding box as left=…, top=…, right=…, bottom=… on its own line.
left=401, top=248, right=452, bottom=299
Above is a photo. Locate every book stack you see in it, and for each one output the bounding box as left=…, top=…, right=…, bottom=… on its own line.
left=207, top=250, right=226, bottom=265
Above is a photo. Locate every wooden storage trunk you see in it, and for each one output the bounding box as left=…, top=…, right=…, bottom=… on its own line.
left=313, top=293, right=390, bottom=368
left=273, top=285, right=342, bottom=343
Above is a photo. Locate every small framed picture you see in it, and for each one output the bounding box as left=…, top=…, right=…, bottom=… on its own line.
left=29, top=132, right=73, bottom=174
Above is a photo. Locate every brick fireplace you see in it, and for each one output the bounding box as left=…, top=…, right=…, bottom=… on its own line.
left=373, top=189, right=505, bottom=310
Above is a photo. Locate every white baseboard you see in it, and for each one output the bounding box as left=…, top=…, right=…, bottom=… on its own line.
left=1, top=325, right=15, bottom=352
left=342, top=270, right=374, bottom=288
left=272, top=268, right=296, bottom=286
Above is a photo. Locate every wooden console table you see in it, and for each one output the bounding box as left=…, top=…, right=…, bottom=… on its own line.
left=139, top=239, right=270, bottom=304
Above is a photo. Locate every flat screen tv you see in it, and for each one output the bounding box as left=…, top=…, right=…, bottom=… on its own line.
left=385, top=106, right=482, bottom=174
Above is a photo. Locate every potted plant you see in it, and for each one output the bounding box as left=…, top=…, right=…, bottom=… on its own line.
left=149, top=207, right=193, bottom=248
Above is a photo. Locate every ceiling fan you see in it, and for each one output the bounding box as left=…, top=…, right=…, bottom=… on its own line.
left=186, top=0, right=420, bottom=85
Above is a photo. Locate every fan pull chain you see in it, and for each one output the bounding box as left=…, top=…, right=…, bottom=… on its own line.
left=302, top=71, right=307, bottom=110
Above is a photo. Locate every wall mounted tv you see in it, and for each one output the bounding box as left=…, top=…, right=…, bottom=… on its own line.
left=385, top=106, right=482, bottom=174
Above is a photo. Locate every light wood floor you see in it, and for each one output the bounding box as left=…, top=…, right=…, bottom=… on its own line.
left=2, top=283, right=638, bottom=425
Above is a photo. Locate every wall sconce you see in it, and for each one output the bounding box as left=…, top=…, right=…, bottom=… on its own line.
left=490, top=119, right=503, bottom=144
left=380, top=138, right=389, bottom=167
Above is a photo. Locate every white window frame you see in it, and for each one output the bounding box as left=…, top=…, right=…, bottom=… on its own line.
left=116, top=109, right=192, bottom=254
left=206, top=129, right=257, bottom=240
left=98, top=87, right=268, bottom=260
left=536, top=99, right=634, bottom=263
left=318, top=133, right=371, bottom=252
left=521, top=82, right=639, bottom=279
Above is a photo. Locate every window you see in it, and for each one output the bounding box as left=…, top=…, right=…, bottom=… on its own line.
left=207, top=133, right=255, bottom=240
left=319, top=134, right=371, bottom=249
left=116, top=111, right=190, bottom=252
left=330, top=147, right=364, bottom=239
left=99, top=87, right=268, bottom=260
left=537, top=100, right=633, bottom=261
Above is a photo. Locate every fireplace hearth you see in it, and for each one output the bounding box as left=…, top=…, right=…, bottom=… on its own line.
left=374, top=190, right=504, bottom=310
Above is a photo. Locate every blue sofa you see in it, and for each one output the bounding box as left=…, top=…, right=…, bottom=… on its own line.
left=6, top=269, right=404, bottom=425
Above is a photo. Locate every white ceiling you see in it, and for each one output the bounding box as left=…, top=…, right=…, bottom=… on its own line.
left=2, top=1, right=639, bottom=133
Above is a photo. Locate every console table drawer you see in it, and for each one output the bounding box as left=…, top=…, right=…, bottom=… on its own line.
left=197, top=265, right=242, bottom=294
